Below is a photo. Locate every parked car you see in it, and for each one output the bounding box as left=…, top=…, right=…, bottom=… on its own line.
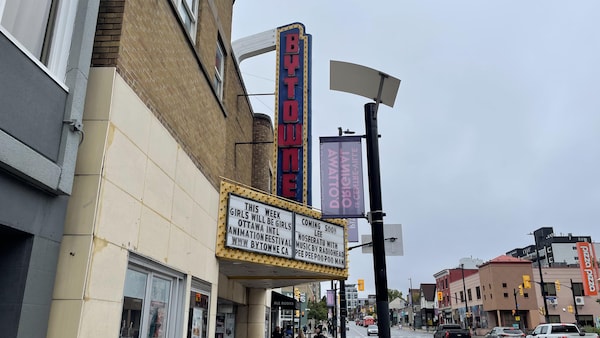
left=486, top=327, right=525, bottom=338
left=526, top=323, right=598, bottom=338
left=433, top=324, right=471, bottom=338
left=367, top=325, right=379, bottom=336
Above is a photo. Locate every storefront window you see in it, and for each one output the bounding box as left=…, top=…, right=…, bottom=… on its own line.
left=148, top=276, right=172, bottom=338
left=121, top=269, right=148, bottom=338
left=188, top=281, right=210, bottom=338
left=121, top=256, right=184, bottom=338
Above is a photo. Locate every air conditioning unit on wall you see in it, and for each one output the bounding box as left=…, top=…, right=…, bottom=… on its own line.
left=575, top=296, right=585, bottom=305
left=547, top=297, right=558, bottom=305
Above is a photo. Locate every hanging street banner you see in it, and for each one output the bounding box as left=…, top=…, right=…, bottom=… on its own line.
left=319, top=136, right=365, bottom=218
left=347, top=218, right=359, bottom=242
left=326, top=289, right=336, bottom=307
left=576, top=242, right=598, bottom=296
left=225, top=193, right=346, bottom=269
left=295, top=214, right=345, bottom=268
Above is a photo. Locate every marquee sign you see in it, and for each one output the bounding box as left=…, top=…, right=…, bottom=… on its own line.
left=225, top=193, right=345, bottom=269
left=273, top=23, right=312, bottom=205
left=294, top=214, right=345, bottom=268
left=226, top=194, right=294, bottom=258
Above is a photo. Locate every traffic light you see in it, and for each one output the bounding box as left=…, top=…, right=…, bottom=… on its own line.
left=522, top=275, right=531, bottom=289
left=437, top=291, right=443, bottom=301
left=295, top=288, right=301, bottom=300
left=358, top=279, right=364, bottom=291
left=555, top=280, right=560, bottom=292
left=518, top=285, right=524, bottom=296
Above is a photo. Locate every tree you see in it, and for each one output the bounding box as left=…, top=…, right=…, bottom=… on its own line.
left=388, top=289, right=403, bottom=302
left=306, top=297, right=328, bottom=322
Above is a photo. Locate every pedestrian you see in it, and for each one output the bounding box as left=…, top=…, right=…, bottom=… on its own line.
left=313, top=327, right=325, bottom=338
left=272, top=326, right=283, bottom=338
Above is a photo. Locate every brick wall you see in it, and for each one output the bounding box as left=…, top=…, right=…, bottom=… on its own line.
left=91, top=0, right=260, bottom=190
left=252, top=113, right=274, bottom=193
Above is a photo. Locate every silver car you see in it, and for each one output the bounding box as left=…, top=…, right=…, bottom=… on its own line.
left=367, top=325, right=379, bottom=336
left=486, top=327, right=525, bottom=338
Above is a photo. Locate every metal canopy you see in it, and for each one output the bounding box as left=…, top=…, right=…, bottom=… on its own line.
left=330, top=60, right=401, bottom=108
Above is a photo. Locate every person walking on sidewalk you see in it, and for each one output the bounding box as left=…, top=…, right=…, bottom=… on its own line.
left=313, top=326, right=325, bottom=338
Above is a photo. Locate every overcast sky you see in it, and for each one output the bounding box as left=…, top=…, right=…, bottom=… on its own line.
left=231, top=1, right=600, bottom=298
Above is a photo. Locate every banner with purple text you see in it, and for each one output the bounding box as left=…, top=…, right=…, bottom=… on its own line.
left=347, top=218, right=358, bottom=242
left=319, top=136, right=365, bottom=218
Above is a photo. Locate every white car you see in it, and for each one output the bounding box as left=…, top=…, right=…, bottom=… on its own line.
left=367, top=325, right=379, bottom=336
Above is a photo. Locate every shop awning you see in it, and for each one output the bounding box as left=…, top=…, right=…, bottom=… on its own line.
left=271, top=291, right=298, bottom=310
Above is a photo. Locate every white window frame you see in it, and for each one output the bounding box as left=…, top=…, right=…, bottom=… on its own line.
left=0, top=0, right=77, bottom=87
left=171, top=0, right=198, bottom=41
left=122, top=255, right=185, bottom=338
left=214, top=39, right=225, bottom=99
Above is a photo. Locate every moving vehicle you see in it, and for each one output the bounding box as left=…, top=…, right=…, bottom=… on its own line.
left=486, top=327, right=525, bottom=338
left=433, top=324, right=471, bottom=338
left=362, top=316, right=375, bottom=327
left=367, top=325, right=379, bottom=336
left=527, top=324, right=599, bottom=338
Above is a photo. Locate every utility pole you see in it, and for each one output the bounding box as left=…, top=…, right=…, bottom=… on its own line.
left=409, top=278, right=415, bottom=330
left=513, top=287, right=520, bottom=330
left=532, top=235, right=550, bottom=323
left=460, top=264, right=469, bottom=329
left=569, top=279, right=580, bottom=325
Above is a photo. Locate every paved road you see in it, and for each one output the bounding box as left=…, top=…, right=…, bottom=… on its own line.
left=335, top=323, right=434, bottom=338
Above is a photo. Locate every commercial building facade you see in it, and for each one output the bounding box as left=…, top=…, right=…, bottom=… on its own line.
left=433, top=254, right=600, bottom=333
left=1, top=1, right=100, bottom=337
left=1, top=0, right=347, bottom=338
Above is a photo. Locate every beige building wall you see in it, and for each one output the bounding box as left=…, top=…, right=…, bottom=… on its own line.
left=531, top=267, right=600, bottom=326
left=46, top=68, right=260, bottom=337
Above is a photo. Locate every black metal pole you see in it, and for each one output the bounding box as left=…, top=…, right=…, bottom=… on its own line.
left=570, top=279, right=579, bottom=325
left=533, top=236, right=550, bottom=322
left=330, top=281, right=337, bottom=338
left=340, top=280, right=347, bottom=338
left=364, top=102, right=391, bottom=338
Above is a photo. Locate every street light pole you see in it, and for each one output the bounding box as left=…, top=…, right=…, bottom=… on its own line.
left=364, top=101, right=391, bottom=338
left=532, top=234, right=550, bottom=323
left=330, top=61, right=401, bottom=338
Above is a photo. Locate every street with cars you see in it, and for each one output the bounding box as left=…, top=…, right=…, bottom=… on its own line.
left=339, top=322, right=436, bottom=338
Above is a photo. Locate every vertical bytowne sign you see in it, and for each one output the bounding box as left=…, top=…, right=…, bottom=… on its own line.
left=273, top=23, right=312, bottom=205
left=319, top=136, right=365, bottom=218
left=576, top=242, right=599, bottom=296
